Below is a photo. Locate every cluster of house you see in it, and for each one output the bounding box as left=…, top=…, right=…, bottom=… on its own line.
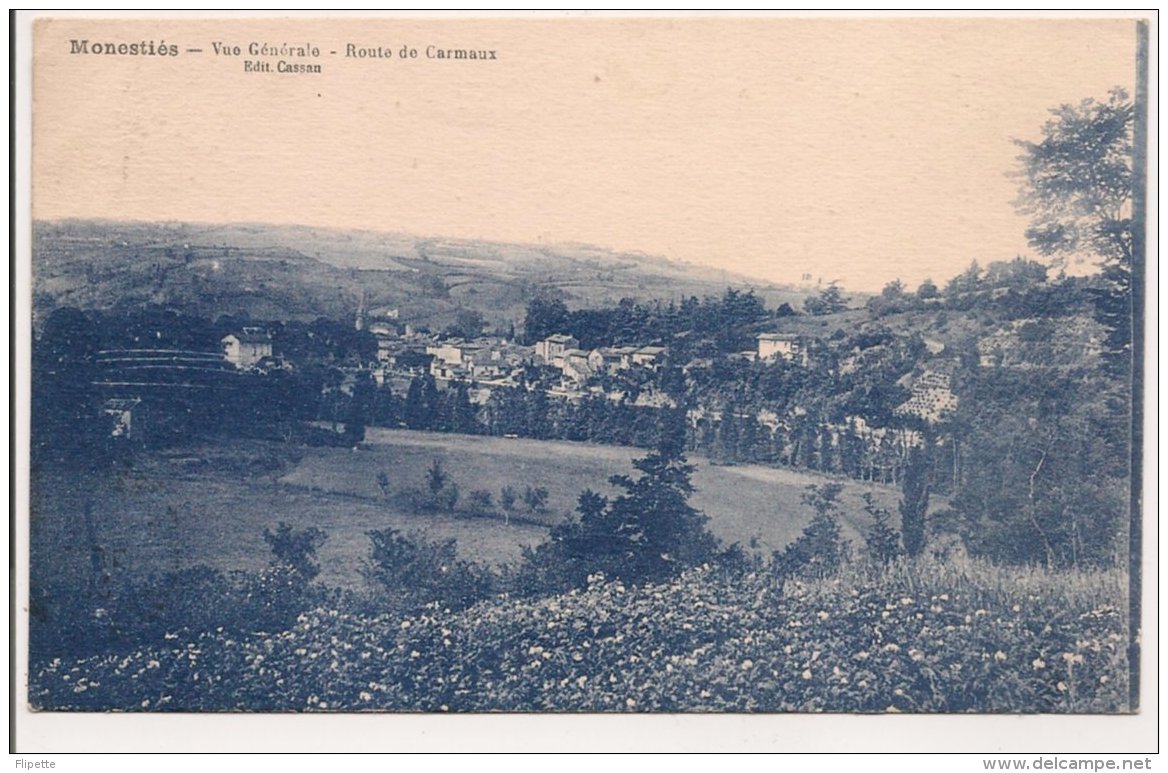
left=220, top=324, right=811, bottom=388
left=425, top=337, right=531, bottom=387
left=535, top=334, right=666, bottom=382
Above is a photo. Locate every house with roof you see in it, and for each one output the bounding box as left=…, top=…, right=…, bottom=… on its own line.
left=631, top=345, right=666, bottom=370
left=757, top=333, right=802, bottom=363
left=535, top=334, right=580, bottom=368
left=562, top=352, right=597, bottom=385
left=427, top=339, right=486, bottom=367
left=610, top=345, right=640, bottom=370
left=221, top=328, right=272, bottom=369
left=586, top=348, right=618, bottom=373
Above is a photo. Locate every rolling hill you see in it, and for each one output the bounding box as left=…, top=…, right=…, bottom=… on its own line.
left=32, top=219, right=812, bottom=330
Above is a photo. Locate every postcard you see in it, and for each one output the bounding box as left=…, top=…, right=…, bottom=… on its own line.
left=13, top=11, right=1156, bottom=753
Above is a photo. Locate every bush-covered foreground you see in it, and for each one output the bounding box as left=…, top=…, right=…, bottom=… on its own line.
left=30, top=558, right=1128, bottom=713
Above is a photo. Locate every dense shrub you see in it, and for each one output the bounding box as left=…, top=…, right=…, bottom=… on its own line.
left=364, top=527, right=494, bottom=613
left=263, top=522, right=327, bottom=584
left=467, top=489, right=494, bottom=516
left=29, top=559, right=1129, bottom=713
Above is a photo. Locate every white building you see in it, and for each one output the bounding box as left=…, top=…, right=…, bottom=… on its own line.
left=222, top=328, right=273, bottom=369
left=757, top=333, right=802, bottom=362
left=631, top=345, right=666, bottom=369
left=535, top=334, right=580, bottom=368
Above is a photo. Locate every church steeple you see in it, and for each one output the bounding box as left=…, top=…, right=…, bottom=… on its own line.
left=355, top=289, right=367, bottom=331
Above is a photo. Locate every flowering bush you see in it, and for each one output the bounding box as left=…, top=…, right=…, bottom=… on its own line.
left=30, top=559, right=1128, bottom=713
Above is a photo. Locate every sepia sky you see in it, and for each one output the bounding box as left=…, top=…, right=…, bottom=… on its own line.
left=32, top=15, right=1139, bottom=290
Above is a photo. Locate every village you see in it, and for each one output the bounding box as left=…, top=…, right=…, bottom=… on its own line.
left=68, top=273, right=1006, bottom=490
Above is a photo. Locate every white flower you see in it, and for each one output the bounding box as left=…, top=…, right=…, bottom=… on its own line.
left=1032, top=658, right=1046, bottom=670
left=801, top=669, right=813, bottom=680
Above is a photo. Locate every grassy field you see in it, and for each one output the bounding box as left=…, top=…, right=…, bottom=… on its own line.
left=31, top=430, right=902, bottom=593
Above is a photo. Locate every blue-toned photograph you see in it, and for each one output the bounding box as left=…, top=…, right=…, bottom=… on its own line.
left=24, top=14, right=1147, bottom=715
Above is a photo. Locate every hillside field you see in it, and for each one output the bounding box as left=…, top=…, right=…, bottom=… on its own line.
left=31, top=431, right=901, bottom=593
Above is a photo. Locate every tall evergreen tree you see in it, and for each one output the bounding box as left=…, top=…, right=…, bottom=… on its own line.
left=899, top=446, right=931, bottom=557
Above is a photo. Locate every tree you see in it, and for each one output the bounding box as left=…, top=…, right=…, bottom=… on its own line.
left=868, top=278, right=914, bottom=317
left=804, top=283, right=848, bottom=316
left=984, top=257, right=1049, bottom=289
left=899, top=447, right=930, bottom=557
left=1014, top=88, right=1135, bottom=370
left=522, top=485, right=549, bottom=514
left=522, top=442, right=719, bottom=587
left=945, top=260, right=983, bottom=297
left=426, top=458, right=448, bottom=499
left=445, top=309, right=486, bottom=340
left=499, top=485, right=518, bottom=517
left=522, top=296, right=570, bottom=344
left=341, top=391, right=369, bottom=447
left=862, top=493, right=902, bottom=566
left=263, top=522, right=328, bottom=584
left=881, top=279, right=906, bottom=300
left=517, top=489, right=610, bottom=591
left=1014, top=88, right=1134, bottom=268
left=949, top=367, right=1127, bottom=567
left=404, top=375, right=439, bottom=430
left=773, top=484, right=850, bottom=579
left=599, top=441, right=719, bottom=581
left=916, top=278, right=939, bottom=300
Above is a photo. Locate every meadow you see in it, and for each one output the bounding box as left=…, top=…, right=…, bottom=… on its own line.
left=28, top=431, right=1132, bottom=713
left=31, top=430, right=901, bottom=593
